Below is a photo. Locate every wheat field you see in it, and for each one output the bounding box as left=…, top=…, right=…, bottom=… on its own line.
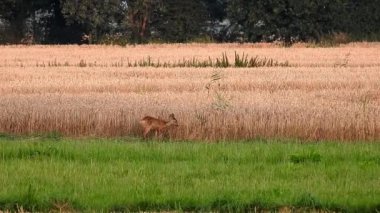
left=0, top=43, right=380, bottom=141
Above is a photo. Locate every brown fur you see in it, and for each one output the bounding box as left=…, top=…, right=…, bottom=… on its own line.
left=139, top=113, right=178, bottom=139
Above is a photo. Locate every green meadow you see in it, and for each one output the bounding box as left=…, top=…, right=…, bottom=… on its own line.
left=0, top=135, right=379, bottom=212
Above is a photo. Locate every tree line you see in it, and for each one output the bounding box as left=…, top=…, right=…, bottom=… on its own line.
left=0, top=0, right=379, bottom=45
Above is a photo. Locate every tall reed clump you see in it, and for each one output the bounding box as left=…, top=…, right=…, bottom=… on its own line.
left=234, top=51, right=290, bottom=67
left=34, top=52, right=290, bottom=68
left=122, top=52, right=288, bottom=68
left=215, top=52, right=230, bottom=67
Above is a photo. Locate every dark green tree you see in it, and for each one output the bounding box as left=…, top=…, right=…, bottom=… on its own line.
left=203, top=0, right=227, bottom=21
left=125, top=0, right=162, bottom=43
left=0, top=0, right=54, bottom=43
left=43, top=0, right=83, bottom=44
left=60, top=0, right=127, bottom=43
left=151, top=0, right=209, bottom=42
left=201, top=0, right=228, bottom=41
left=1, top=0, right=380, bottom=44
left=226, top=0, right=344, bottom=44
left=344, top=0, right=380, bottom=41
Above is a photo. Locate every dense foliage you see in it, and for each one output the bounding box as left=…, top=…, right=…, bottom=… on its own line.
left=0, top=0, right=379, bottom=44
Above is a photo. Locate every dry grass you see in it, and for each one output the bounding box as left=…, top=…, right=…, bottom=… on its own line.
left=0, top=43, right=380, bottom=141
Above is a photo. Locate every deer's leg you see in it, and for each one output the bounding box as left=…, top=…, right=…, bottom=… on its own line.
left=143, top=128, right=151, bottom=139
left=158, top=130, right=163, bottom=140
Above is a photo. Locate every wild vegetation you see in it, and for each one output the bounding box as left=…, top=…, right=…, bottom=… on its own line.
left=0, top=43, right=380, bottom=141
left=0, top=136, right=379, bottom=212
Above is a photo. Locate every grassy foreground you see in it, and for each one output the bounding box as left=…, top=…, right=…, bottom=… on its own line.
left=0, top=136, right=379, bottom=212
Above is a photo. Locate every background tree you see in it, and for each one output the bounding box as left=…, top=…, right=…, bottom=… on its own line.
left=44, top=0, right=82, bottom=44
left=201, top=0, right=228, bottom=41
left=1, top=0, right=380, bottom=44
left=125, top=0, right=162, bottom=43
left=344, top=0, right=380, bottom=41
left=226, top=0, right=344, bottom=44
left=0, top=0, right=55, bottom=43
left=151, top=0, right=209, bottom=42
left=60, top=0, right=127, bottom=43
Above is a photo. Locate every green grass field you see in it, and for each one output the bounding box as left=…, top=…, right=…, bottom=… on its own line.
left=0, top=135, right=379, bottom=212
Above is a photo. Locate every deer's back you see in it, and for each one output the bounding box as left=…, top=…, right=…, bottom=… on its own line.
left=140, top=116, right=167, bottom=129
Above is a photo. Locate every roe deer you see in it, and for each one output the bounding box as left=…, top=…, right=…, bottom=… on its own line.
left=139, top=113, right=178, bottom=139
